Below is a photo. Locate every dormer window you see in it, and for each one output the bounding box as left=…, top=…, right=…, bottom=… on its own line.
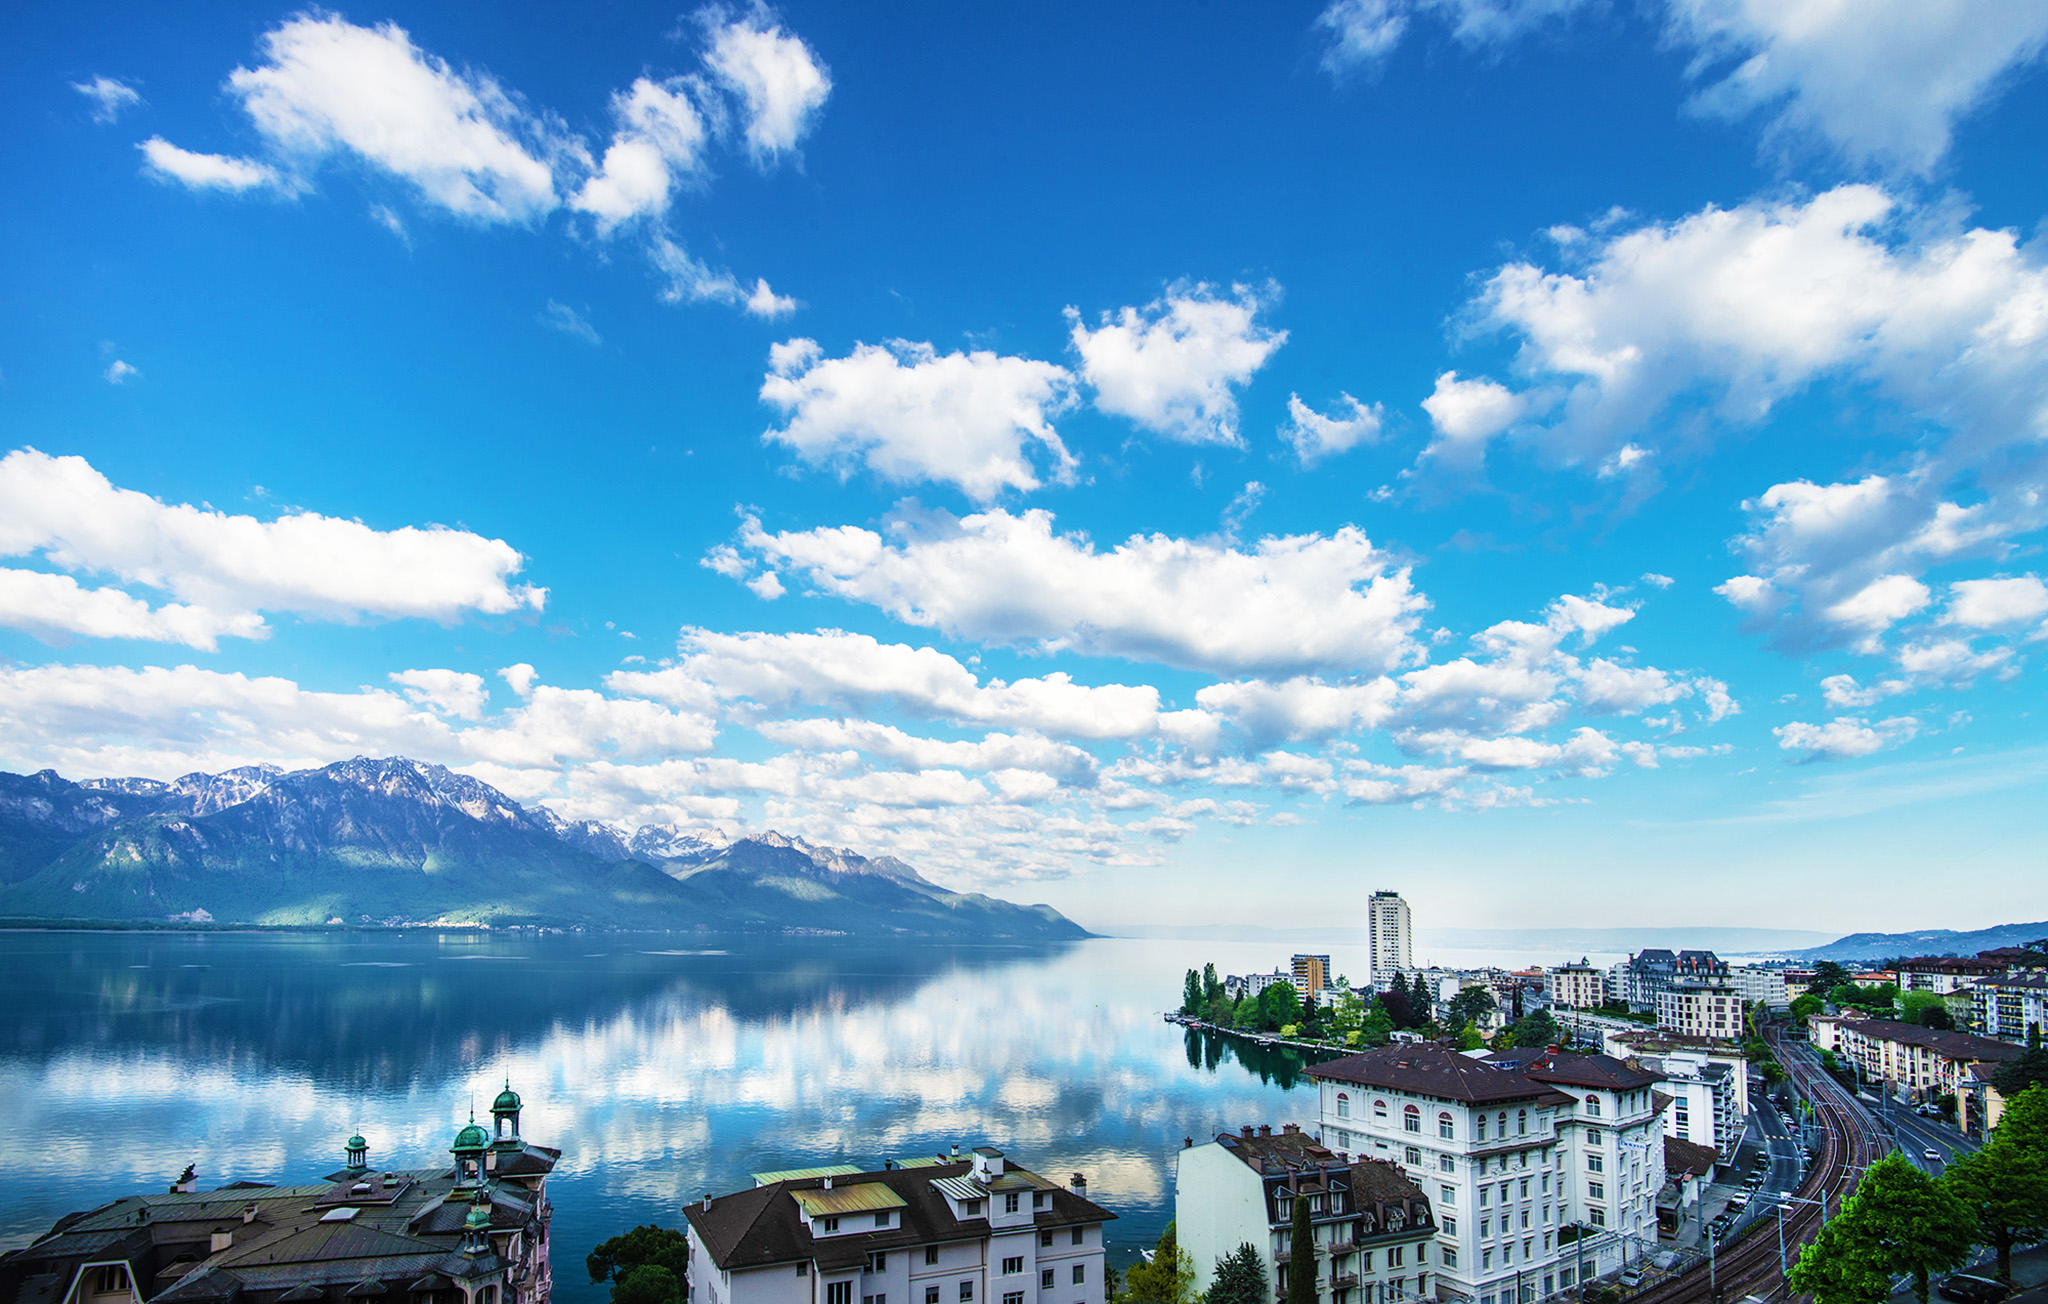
left=1004, top=1193, right=1020, bottom=1214
left=822, top=1217, right=840, bottom=1232
left=876, top=1213, right=892, bottom=1228
left=963, top=1200, right=982, bottom=1216
left=1032, top=1192, right=1046, bottom=1209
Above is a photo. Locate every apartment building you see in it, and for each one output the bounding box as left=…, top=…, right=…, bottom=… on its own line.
left=1808, top=1017, right=2023, bottom=1103
left=1654, top=983, right=1743, bottom=1039
left=685, top=1149, right=1113, bottom=1304
left=1722, top=968, right=1789, bottom=1011
left=1370, top=894, right=1413, bottom=979
left=1896, top=958, right=2005, bottom=995
left=1610, top=952, right=1728, bottom=1015
left=1295, top=956, right=1333, bottom=1001
left=1176, top=1125, right=1437, bottom=1304
left=1307, top=1044, right=1667, bottom=1304
left=1971, top=974, right=2048, bottom=1043
left=1545, top=964, right=1606, bottom=1012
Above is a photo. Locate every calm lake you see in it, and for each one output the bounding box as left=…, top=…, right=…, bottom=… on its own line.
left=0, top=930, right=1350, bottom=1301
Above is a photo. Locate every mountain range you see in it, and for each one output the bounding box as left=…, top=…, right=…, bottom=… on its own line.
left=0, top=758, right=1088, bottom=938
left=1790, top=921, right=2048, bottom=962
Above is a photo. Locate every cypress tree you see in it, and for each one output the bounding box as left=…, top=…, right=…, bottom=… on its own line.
left=1286, top=1189, right=1316, bottom=1304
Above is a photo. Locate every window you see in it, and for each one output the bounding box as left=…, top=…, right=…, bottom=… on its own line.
left=1496, top=1112, right=1507, bottom=1136
left=1389, top=1247, right=1403, bottom=1268
left=1587, top=1154, right=1603, bottom=1173
left=1519, top=1179, right=1529, bottom=1199
left=1003, top=1258, right=1024, bottom=1276
left=1518, top=1110, right=1527, bottom=1136
left=1478, top=1187, right=1489, bottom=1207
left=1588, top=1182, right=1604, bottom=1201
left=928, top=1291, right=941, bottom=1304
left=92, top=1268, right=131, bottom=1296
left=801, top=1266, right=813, bottom=1277
left=1482, top=1251, right=1493, bottom=1271
left=1442, top=1217, right=1456, bottom=1236
left=1042, top=1271, right=1055, bottom=1291
left=1415, top=1244, right=1427, bottom=1264
left=1338, top=1093, right=1351, bottom=1118
left=928, top=1248, right=940, bottom=1266
left=1541, top=1173, right=1550, bottom=1194
left=1520, top=1211, right=1530, bottom=1230
left=1480, top=1218, right=1490, bottom=1238
left=1559, top=1269, right=1575, bottom=1289
left=868, top=1254, right=888, bottom=1273
left=1439, top=1156, right=1454, bottom=1174
left=1034, top=1193, right=1047, bottom=1210
left=823, top=1217, right=840, bottom=1232
left=1072, top=1229, right=1084, bottom=1247
left=1502, top=1242, right=1512, bottom=1265
left=1405, top=1146, right=1421, bottom=1165
left=1587, top=1097, right=1602, bottom=1117
left=1041, top=1232, right=1054, bottom=1248
left=830, top=1284, right=854, bottom=1304
left=1500, top=1184, right=1511, bottom=1203
left=878, top=1214, right=893, bottom=1228
left=1374, top=1099, right=1389, bottom=1119
left=1439, top=1113, right=1454, bottom=1140
left=1004, top=1293, right=1024, bottom=1304
left=961, top=1284, right=975, bottom=1302
left=965, top=1201, right=983, bottom=1216
left=1587, top=1130, right=1602, bottom=1147
left=1442, top=1249, right=1458, bottom=1270
left=1404, top=1105, right=1421, bottom=1133
left=1073, top=1267, right=1085, bottom=1286
left=1361, top=1252, right=1373, bottom=1272
left=1476, top=1115, right=1487, bottom=1141
left=1440, top=1185, right=1455, bottom=1205
left=1005, top=1194, right=1021, bottom=1214
left=1590, top=1208, right=1607, bottom=1228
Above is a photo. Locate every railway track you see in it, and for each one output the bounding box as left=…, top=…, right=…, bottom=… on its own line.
left=1625, top=1024, right=1893, bottom=1304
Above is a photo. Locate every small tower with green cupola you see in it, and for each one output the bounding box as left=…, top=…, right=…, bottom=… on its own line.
left=451, top=1113, right=490, bottom=1193
left=346, top=1132, right=369, bottom=1174
left=461, top=1186, right=493, bottom=1256
left=491, top=1080, right=522, bottom=1149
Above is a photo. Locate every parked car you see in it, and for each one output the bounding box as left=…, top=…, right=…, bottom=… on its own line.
left=1937, top=1276, right=2010, bottom=1304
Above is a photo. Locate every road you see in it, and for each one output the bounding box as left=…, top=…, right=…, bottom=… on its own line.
left=1852, top=1087, right=1979, bottom=1175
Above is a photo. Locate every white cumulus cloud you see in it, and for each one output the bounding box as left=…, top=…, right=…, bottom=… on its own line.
left=139, top=138, right=284, bottom=192
left=572, top=77, right=708, bottom=229
left=759, top=339, right=1076, bottom=500
left=700, top=5, right=833, bottom=166
left=1282, top=393, right=1384, bottom=464
left=1067, top=283, right=1286, bottom=446
left=1773, top=714, right=1918, bottom=763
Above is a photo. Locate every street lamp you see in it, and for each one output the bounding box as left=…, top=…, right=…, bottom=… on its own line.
left=1770, top=1195, right=1826, bottom=1281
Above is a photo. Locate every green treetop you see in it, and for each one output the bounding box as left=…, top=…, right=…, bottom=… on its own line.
left=1943, top=1085, right=2048, bottom=1282
left=1205, top=1242, right=1267, bottom=1304
left=1789, top=1153, right=1972, bottom=1304
left=1122, top=1222, right=1196, bottom=1304
left=1286, top=1187, right=1315, bottom=1304
left=588, top=1225, right=690, bottom=1304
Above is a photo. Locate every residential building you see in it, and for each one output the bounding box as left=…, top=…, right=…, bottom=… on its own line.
left=1654, top=983, right=1742, bottom=1039
left=1369, top=894, right=1412, bottom=980
left=1896, top=958, right=2005, bottom=995
left=1971, top=974, right=2048, bottom=1043
left=1811, top=1017, right=2022, bottom=1103
left=1176, top=1124, right=1437, bottom=1304
left=683, top=1147, right=1112, bottom=1304
left=1957, top=1064, right=2010, bottom=1138
left=1722, top=968, right=1789, bottom=1011
left=1610, top=952, right=1728, bottom=1015
left=1307, top=1043, right=1668, bottom=1304
left=0, top=1085, right=556, bottom=1304
left=1656, top=1139, right=1717, bottom=1244
left=1545, top=964, right=1605, bottom=1012
left=1604, top=1036, right=1745, bottom=1159
left=1294, top=956, right=1332, bottom=1002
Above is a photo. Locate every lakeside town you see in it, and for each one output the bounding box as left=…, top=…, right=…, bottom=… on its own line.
left=7, top=894, right=2045, bottom=1304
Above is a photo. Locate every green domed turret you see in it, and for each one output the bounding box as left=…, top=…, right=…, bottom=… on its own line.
left=452, top=1118, right=489, bottom=1154
left=348, top=1133, right=367, bottom=1151
left=492, top=1085, right=521, bottom=1114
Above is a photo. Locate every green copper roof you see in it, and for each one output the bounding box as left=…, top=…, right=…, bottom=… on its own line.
left=492, top=1084, right=520, bottom=1113
left=452, top=1119, right=489, bottom=1153
left=348, top=1134, right=368, bottom=1150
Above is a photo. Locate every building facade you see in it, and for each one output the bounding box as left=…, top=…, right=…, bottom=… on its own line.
left=0, top=1086, right=556, bottom=1304
left=1971, top=974, right=2048, bottom=1043
left=1369, top=894, right=1413, bottom=980
left=684, top=1148, right=1112, bottom=1304
left=1809, top=1016, right=2023, bottom=1103
left=1544, top=965, right=1605, bottom=1012
left=1295, top=957, right=1332, bottom=1002
left=1896, top=958, right=2006, bottom=996
left=1610, top=952, right=1728, bottom=1016
left=1307, top=1044, right=1667, bottom=1304
left=1176, top=1125, right=1437, bottom=1304
left=1721, top=968, right=1789, bottom=1011
left=1653, top=983, right=1742, bottom=1039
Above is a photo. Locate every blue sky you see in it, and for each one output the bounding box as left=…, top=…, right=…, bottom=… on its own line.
left=5, top=0, right=2048, bottom=933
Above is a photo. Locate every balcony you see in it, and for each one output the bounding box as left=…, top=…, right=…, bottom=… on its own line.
left=1331, top=1274, right=1359, bottom=1290
left=1327, top=1240, right=1357, bottom=1256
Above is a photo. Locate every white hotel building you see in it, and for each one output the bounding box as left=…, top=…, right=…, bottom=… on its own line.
left=1308, top=1045, right=1667, bottom=1304
left=684, top=1149, right=1112, bottom=1304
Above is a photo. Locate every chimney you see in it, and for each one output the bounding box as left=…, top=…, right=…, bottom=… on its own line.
left=1241, top=1125, right=1254, bottom=1139
left=1282, top=1123, right=1298, bottom=1135
left=243, top=1205, right=258, bottom=1224
left=1073, top=1173, right=1088, bottom=1190
left=1259, top=1125, right=1272, bottom=1137
left=951, top=1143, right=960, bottom=1159
left=1183, top=1137, right=1194, bottom=1149
left=824, top=1176, right=834, bottom=1191
left=210, top=1228, right=234, bottom=1254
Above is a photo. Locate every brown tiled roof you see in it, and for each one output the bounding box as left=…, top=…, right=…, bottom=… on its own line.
left=1839, top=1020, right=2023, bottom=1061
left=684, top=1161, right=1116, bottom=1274
left=1307, top=1044, right=1572, bottom=1104
left=1662, top=1136, right=1717, bottom=1178
left=1486, top=1049, right=1665, bottom=1091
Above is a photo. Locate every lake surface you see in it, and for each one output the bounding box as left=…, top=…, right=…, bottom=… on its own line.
left=0, top=931, right=1346, bottom=1301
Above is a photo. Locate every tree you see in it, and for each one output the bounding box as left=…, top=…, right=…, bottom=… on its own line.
left=1123, top=1223, right=1196, bottom=1304
left=1286, top=1186, right=1315, bottom=1304
left=1379, top=987, right=1415, bottom=1031
left=1902, top=991, right=1953, bottom=1030
left=1812, top=960, right=1852, bottom=991
left=1790, top=993, right=1824, bottom=1020
left=1509, top=1009, right=1562, bottom=1048
left=1204, top=963, right=1223, bottom=1005
left=1990, top=1039, right=2048, bottom=1100
left=1184, top=969, right=1205, bottom=1016
left=1205, top=1243, right=1267, bottom=1304
left=1360, top=1000, right=1395, bottom=1047
left=1791, top=1154, right=1972, bottom=1304
left=588, top=1225, right=690, bottom=1292
left=1260, top=982, right=1303, bottom=1031
left=612, top=1267, right=683, bottom=1304
left=1448, top=985, right=1495, bottom=1030
left=1943, top=1086, right=2048, bottom=1281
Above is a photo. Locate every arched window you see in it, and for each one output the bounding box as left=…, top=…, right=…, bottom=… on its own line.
left=1337, top=1092, right=1351, bottom=1119
left=1476, top=1114, right=1488, bottom=1141
left=1438, top=1112, right=1454, bottom=1140
left=1374, top=1099, right=1389, bottom=1120
left=1404, top=1104, right=1422, bottom=1133
left=1588, top=1096, right=1602, bottom=1117
left=1496, top=1112, right=1507, bottom=1136
left=1517, top=1110, right=1527, bottom=1136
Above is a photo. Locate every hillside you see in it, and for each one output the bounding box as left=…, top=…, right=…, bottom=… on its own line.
left=1795, top=921, right=2048, bottom=962
left=0, top=760, right=1090, bottom=939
